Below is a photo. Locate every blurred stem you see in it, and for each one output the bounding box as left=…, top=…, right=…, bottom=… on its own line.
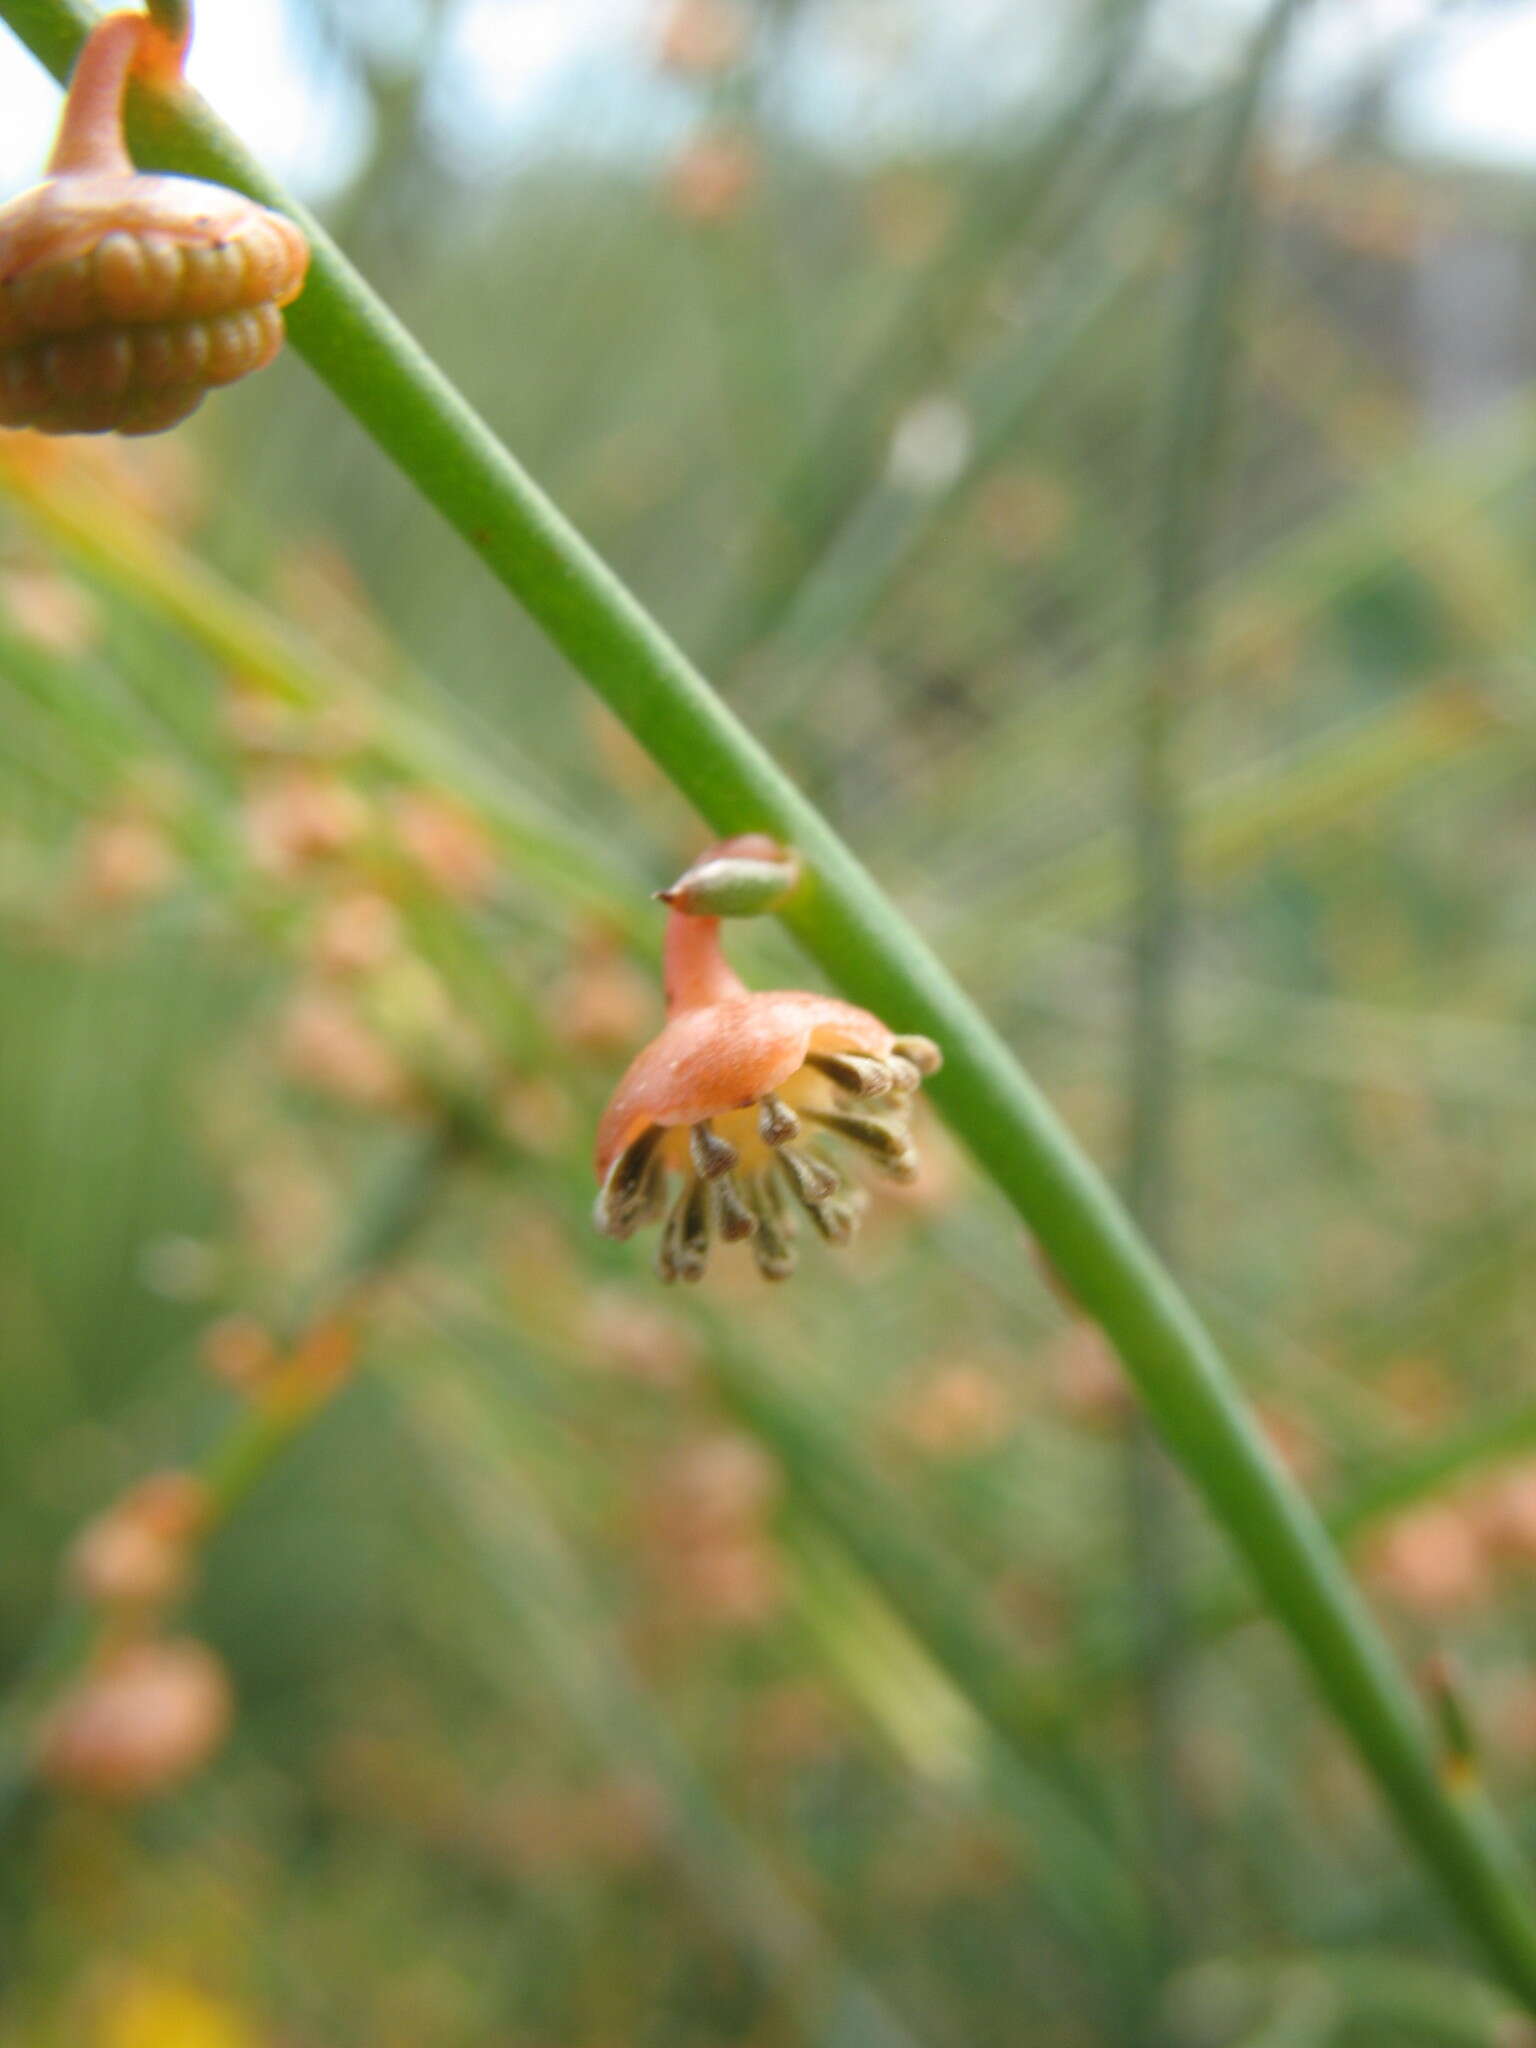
left=7, top=0, right=1536, bottom=2007
left=0, top=444, right=637, bottom=937
left=701, top=0, right=1152, bottom=666
left=400, top=1367, right=934, bottom=2048
left=201, top=1126, right=451, bottom=1519
left=1122, top=0, right=1301, bottom=1966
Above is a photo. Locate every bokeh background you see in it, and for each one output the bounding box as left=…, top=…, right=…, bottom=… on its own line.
left=5, top=1, right=1536, bottom=2042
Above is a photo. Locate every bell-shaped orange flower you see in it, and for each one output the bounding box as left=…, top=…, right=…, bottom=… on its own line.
left=595, top=837, right=940, bottom=1282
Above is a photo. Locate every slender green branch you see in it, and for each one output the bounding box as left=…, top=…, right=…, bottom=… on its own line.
left=7, top=0, right=1536, bottom=2005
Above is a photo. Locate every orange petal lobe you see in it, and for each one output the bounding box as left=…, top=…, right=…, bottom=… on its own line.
left=595, top=990, right=894, bottom=1175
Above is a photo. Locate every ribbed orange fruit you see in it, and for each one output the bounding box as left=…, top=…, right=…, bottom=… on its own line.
left=0, top=10, right=309, bottom=436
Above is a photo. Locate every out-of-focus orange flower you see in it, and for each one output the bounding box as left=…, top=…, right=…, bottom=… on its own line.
left=594, top=836, right=941, bottom=1282
left=641, top=1432, right=784, bottom=1630
left=655, top=0, right=750, bottom=76
left=243, top=767, right=367, bottom=879
left=497, top=1074, right=576, bottom=1158
left=74, top=809, right=178, bottom=909
left=309, top=889, right=403, bottom=978
left=664, top=132, right=758, bottom=225
left=1478, top=1465, right=1536, bottom=1565
left=578, top=1286, right=699, bottom=1387
left=277, top=987, right=414, bottom=1111
left=66, top=1471, right=209, bottom=1611
left=1255, top=1403, right=1327, bottom=1489
left=551, top=931, right=657, bottom=1056
left=896, top=1361, right=1014, bottom=1457
left=657, top=1432, right=780, bottom=1543
left=37, top=1637, right=232, bottom=1801
left=198, top=1312, right=278, bottom=1393
left=1366, top=1502, right=1492, bottom=1617
left=0, top=563, right=99, bottom=654
left=389, top=789, right=498, bottom=903
left=1045, top=1322, right=1130, bottom=1431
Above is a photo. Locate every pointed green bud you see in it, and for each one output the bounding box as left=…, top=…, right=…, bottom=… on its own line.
left=656, top=841, right=800, bottom=919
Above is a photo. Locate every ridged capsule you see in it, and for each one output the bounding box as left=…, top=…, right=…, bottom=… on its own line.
left=0, top=10, right=309, bottom=436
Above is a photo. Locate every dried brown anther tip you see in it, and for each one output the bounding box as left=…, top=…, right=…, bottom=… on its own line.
left=805, top=1050, right=895, bottom=1099
left=758, top=1094, right=799, bottom=1146
left=689, top=1119, right=738, bottom=1180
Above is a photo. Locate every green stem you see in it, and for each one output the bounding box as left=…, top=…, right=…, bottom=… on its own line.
left=700, top=0, right=1152, bottom=667
left=7, top=0, right=1536, bottom=2003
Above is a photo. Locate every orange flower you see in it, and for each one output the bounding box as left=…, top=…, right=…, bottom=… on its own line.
left=37, top=1636, right=232, bottom=1802
left=594, top=837, right=940, bottom=1282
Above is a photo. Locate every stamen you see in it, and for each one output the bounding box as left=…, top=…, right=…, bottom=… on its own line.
left=805, top=1108, right=921, bottom=1184
left=595, top=1125, right=664, bottom=1239
left=891, top=1035, right=942, bottom=1077
left=658, top=1175, right=711, bottom=1283
left=776, top=1146, right=841, bottom=1208
left=747, top=1166, right=797, bottom=1239
left=805, top=1050, right=892, bottom=1099
left=689, top=1118, right=738, bottom=1180
left=713, top=1173, right=757, bottom=1243
left=806, top=1107, right=910, bottom=1161
left=751, top=1209, right=797, bottom=1280
left=805, top=1190, right=865, bottom=1246
left=758, top=1094, right=800, bottom=1147
left=745, top=1169, right=797, bottom=1275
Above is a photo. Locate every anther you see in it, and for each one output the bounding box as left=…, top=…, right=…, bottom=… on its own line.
left=805, top=1107, right=911, bottom=1163
left=758, top=1094, right=800, bottom=1147
left=752, top=1212, right=797, bottom=1280
left=806, top=1050, right=893, bottom=1098
left=689, top=1118, right=738, bottom=1180
left=805, top=1194, right=863, bottom=1246
left=891, top=1035, right=942, bottom=1077
left=658, top=1177, right=711, bottom=1283
left=595, top=1125, right=664, bottom=1239
left=713, top=1174, right=757, bottom=1242
left=777, top=1146, right=841, bottom=1209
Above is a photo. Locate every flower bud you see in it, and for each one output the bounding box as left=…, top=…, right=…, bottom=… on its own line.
left=655, top=834, right=799, bottom=918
